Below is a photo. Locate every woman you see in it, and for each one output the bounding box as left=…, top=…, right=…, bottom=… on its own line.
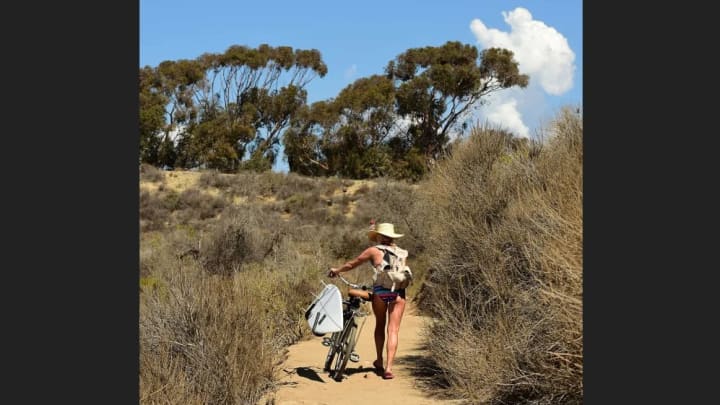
left=328, top=222, right=409, bottom=380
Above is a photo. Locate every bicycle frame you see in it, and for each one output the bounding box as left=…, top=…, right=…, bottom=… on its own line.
left=322, top=275, right=370, bottom=381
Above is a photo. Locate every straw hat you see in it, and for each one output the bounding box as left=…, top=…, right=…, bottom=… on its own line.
left=368, top=222, right=404, bottom=242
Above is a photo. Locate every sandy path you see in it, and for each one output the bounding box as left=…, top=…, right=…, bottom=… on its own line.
left=258, top=303, right=463, bottom=405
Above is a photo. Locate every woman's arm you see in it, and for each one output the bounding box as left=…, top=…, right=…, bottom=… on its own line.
left=328, top=247, right=378, bottom=277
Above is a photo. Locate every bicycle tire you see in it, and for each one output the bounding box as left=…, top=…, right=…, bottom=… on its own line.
left=331, top=326, right=349, bottom=377
left=323, top=331, right=341, bottom=372
left=332, top=321, right=358, bottom=381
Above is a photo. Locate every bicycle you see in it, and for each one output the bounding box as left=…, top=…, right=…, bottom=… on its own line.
left=321, top=275, right=371, bottom=382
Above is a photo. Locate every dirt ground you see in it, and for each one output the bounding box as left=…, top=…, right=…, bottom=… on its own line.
left=257, top=302, right=464, bottom=405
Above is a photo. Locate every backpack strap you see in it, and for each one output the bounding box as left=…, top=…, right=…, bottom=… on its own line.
left=375, top=244, right=397, bottom=255
left=375, top=244, right=397, bottom=265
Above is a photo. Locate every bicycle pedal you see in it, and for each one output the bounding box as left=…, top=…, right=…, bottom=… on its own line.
left=349, top=352, right=360, bottom=362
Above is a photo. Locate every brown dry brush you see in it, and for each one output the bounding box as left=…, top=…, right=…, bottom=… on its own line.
left=140, top=199, right=336, bottom=404
left=140, top=187, right=230, bottom=233
left=140, top=163, right=165, bottom=183
left=140, top=253, right=326, bottom=404
left=199, top=205, right=289, bottom=276
left=415, top=108, right=582, bottom=404
left=140, top=260, right=272, bottom=404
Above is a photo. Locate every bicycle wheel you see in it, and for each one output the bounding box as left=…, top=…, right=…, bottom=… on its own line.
left=332, top=321, right=358, bottom=381
left=323, top=331, right=341, bottom=372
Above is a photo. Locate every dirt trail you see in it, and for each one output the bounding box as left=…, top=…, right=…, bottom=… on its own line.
left=258, top=302, right=463, bottom=405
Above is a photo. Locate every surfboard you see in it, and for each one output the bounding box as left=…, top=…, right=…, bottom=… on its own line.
left=304, top=283, right=344, bottom=336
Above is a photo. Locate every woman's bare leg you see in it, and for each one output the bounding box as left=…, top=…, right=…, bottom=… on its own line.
left=384, top=295, right=406, bottom=374
left=372, top=294, right=387, bottom=366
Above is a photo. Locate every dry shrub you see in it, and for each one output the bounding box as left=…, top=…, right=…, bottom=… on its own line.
left=280, top=192, right=325, bottom=216
left=140, top=190, right=171, bottom=232
left=222, top=171, right=326, bottom=202
left=140, top=228, right=331, bottom=404
left=221, top=171, right=275, bottom=199
left=140, top=163, right=164, bottom=183
left=354, top=183, right=371, bottom=195
left=140, top=262, right=290, bottom=404
left=320, top=176, right=345, bottom=196
left=140, top=232, right=168, bottom=277
left=141, top=170, right=345, bottom=404
left=200, top=206, right=287, bottom=275
left=252, top=171, right=287, bottom=197
left=140, top=262, right=269, bottom=404
left=415, top=108, right=582, bottom=404
left=327, top=227, right=368, bottom=260
left=275, top=172, right=323, bottom=200
left=225, top=172, right=261, bottom=198
left=175, top=189, right=228, bottom=221
left=142, top=187, right=230, bottom=232
left=198, top=171, right=233, bottom=189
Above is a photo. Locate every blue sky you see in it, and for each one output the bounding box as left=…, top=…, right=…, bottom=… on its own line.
left=141, top=0, right=582, bottom=172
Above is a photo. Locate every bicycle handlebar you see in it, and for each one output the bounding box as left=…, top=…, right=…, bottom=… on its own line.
left=334, top=274, right=369, bottom=291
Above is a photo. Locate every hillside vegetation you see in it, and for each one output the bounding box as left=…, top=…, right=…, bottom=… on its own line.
left=139, top=107, right=582, bottom=404
left=413, top=107, right=583, bottom=403
left=140, top=168, right=424, bottom=403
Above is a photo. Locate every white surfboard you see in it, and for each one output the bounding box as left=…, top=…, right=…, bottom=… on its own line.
left=304, top=284, right=344, bottom=335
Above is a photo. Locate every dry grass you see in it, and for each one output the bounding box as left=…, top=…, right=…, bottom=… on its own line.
left=139, top=261, right=321, bottom=404
left=140, top=170, right=373, bottom=404
left=199, top=205, right=288, bottom=275
left=140, top=107, right=582, bottom=404
left=140, top=163, right=165, bottom=183
left=140, top=209, right=334, bottom=404
left=413, top=108, right=582, bottom=404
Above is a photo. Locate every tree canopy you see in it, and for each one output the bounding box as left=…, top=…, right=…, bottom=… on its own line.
left=139, top=41, right=528, bottom=180
left=139, top=44, right=327, bottom=172
left=283, top=41, right=528, bottom=179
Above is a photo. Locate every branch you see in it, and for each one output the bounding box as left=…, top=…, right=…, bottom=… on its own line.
left=300, top=156, right=329, bottom=170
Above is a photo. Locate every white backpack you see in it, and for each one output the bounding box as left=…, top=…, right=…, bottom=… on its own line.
left=373, top=244, right=413, bottom=292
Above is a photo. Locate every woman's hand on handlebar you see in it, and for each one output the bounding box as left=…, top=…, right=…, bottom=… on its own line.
left=328, top=267, right=339, bottom=278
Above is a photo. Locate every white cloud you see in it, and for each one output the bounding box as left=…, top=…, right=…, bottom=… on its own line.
left=344, top=64, right=357, bottom=80
left=470, top=7, right=575, bottom=95
left=468, top=7, right=577, bottom=139
left=482, top=97, right=530, bottom=138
